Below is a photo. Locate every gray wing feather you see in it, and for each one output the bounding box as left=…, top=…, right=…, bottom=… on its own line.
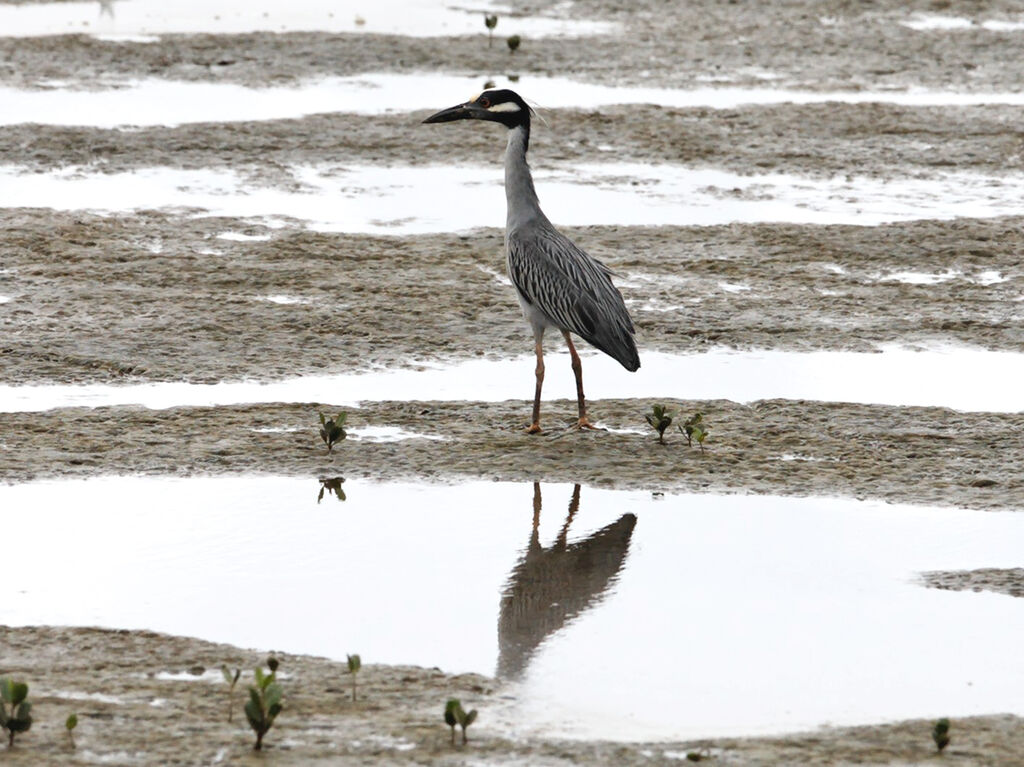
left=507, top=224, right=639, bottom=371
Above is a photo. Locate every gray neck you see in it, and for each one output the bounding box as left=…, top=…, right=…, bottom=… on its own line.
left=504, top=125, right=543, bottom=231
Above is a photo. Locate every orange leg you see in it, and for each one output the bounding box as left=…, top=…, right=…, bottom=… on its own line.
left=562, top=331, right=601, bottom=430
left=526, top=337, right=544, bottom=434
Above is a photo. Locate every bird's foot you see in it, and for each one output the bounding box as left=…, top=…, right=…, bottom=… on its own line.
left=574, top=417, right=605, bottom=431
left=525, top=422, right=543, bottom=435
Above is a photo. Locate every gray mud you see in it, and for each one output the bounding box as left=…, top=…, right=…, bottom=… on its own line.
left=922, top=568, right=1024, bottom=598
left=3, top=626, right=1024, bottom=767
left=3, top=210, right=1023, bottom=385
left=2, top=398, right=1022, bottom=510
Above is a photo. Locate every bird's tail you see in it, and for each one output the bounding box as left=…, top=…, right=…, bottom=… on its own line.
left=592, top=327, right=640, bottom=372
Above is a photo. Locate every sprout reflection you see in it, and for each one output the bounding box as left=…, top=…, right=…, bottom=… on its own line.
left=497, top=483, right=636, bottom=679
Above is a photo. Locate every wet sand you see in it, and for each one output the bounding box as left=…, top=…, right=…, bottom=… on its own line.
left=5, top=626, right=1024, bottom=767
left=3, top=0, right=1024, bottom=763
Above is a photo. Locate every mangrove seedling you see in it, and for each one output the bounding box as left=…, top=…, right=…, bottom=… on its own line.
left=347, top=654, right=361, bottom=702
left=221, top=665, right=241, bottom=722
left=484, top=13, right=497, bottom=45
left=245, top=663, right=283, bottom=751
left=933, top=718, right=951, bottom=753
left=506, top=34, right=521, bottom=53
left=645, top=404, right=674, bottom=444
left=318, top=411, right=347, bottom=452
left=680, top=412, right=709, bottom=452
left=445, top=698, right=477, bottom=745
left=65, top=714, right=77, bottom=749
left=318, top=476, right=346, bottom=503
left=444, top=699, right=458, bottom=745
left=0, top=678, right=32, bottom=748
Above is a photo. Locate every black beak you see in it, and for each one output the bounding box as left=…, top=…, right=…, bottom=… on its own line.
left=422, top=102, right=486, bottom=124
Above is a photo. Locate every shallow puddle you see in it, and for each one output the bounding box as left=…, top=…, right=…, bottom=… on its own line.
left=7, top=74, right=1024, bottom=129
left=2, top=347, right=1022, bottom=414
left=1, top=476, right=1021, bottom=740
left=0, top=0, right=613, bottom=39
left=4, top=162, right=1024, bottom=232
left=902, top=14, right=1024, bottom=32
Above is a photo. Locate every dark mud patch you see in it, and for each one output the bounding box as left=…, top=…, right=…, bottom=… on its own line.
left=4, top=102, right=1024, bottom=180
left=2, top=398, right=1021, bottom=510
left=922, top=568, right=1024, bottom=598
left=5, top=0, right=1024, bottom=92
left=3, top=209, right=1023, bottom=386
left=2, top=625, right=1023, bottom=767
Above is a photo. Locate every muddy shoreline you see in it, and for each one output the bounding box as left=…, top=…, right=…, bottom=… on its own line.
left=3, top=210, right=1022, bottom=386
left=4, top=626, right=1022, bottom=767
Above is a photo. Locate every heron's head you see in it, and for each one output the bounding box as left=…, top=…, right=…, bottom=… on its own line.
left=422, top=89, right=531, bottom=131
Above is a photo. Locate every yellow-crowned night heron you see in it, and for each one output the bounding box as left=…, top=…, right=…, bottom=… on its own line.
left=423, top=89, right=640, bottom=433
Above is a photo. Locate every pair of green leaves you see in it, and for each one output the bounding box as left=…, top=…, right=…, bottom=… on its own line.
left=645, top=406, right=710, bottom=450
left=0, top=678, right=33, bottom=746
left=245, top=660, right=283, bottom=751
left=933, top=718, right=951, bottom=752
left=319, top=411, right=347, bottom=452
left=347, top=654, right=361, bottom=702
left=444, top=698, right=478, bottom=745
left=645, top=404, right=673, bottom=443
left=221, top=666, right=241, bottom=722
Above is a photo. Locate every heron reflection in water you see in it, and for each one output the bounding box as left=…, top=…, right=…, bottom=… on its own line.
left=497, top=483, right=636, bottom=679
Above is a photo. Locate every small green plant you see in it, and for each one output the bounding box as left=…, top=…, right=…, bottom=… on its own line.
left=933, top=718, right=951, bottom=753
left=444, top=699, right=458, bottom=745
left=645, top=404, right=673, bottom=444
left=680, top=412, right=709, bottom=452
left=686, top=748, right=713, bottom=761
left=444, top=698, right=477, bottom=745
left=506, top=34, right=521, bottom=53
left=318, top=411, right=347, bottom=452
left=346, top=654, right=361, bottom=702
left=65, top=714, right=78, bottom=749
left=484, top=14, right=497, bottom=45
left=0, top=678, right=32, bottom=748
left=221, top=666, right=241, bottom=722
left=317, top=476, right=346, bottom=503
left=245, top=660, right=283, bottom=751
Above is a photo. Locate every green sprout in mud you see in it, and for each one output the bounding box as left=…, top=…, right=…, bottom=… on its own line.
left=319, top=411, right=347, bottom=452
left=65, top=714, right=78, bottom=749
left=318, top=476, right=346, bottom=503
left=444, top=698, right=477, bottom=745
left=933, top=718, right=951, bottom=753
left=506, top=34, right=521, bottom=53
left=686, top=748, right=713, bottom=762
left=484, top=13, right=498, bottom=45
left=346, top=654, right=361, bottom=702
left=680, top=412, right=709, bottom=452
left=645, top=404, right=673, bottom=444
left=0, top=678, right=32, bottom=748
left=221, top=666, right=241, bottom=722
left=245, top=659, right=283, bottom=751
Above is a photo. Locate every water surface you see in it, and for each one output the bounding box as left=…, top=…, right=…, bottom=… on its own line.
left=1, top=477, right=1021, bottom=740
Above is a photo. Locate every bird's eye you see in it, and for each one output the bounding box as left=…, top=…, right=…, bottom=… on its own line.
left=479, top=96, right=491, bottom=108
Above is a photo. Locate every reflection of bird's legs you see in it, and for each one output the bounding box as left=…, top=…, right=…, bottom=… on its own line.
left=555, top=484, right=581, bottom=549
left=527, top=482, right=543, bottom=554
left=98, top=0, right=114, bottom=17
left=527, top=335, right=544, bottom=434
left=562, top=331, right=600, bottom=430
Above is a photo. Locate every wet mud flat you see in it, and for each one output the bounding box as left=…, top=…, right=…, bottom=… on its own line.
left=2, top=626, right=1023, bottom=767
left=2, top=210, right=1023, bottom=385
left=5, top=0, right=1024, bottom=92
left=1, top=398, right=1022, bottom=510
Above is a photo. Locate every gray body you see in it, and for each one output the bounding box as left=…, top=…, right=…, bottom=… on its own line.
left=503, top=126, right=640, bottom=371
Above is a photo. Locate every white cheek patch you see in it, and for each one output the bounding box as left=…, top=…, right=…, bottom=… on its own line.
left=487, top=101, right=523, bottom=113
